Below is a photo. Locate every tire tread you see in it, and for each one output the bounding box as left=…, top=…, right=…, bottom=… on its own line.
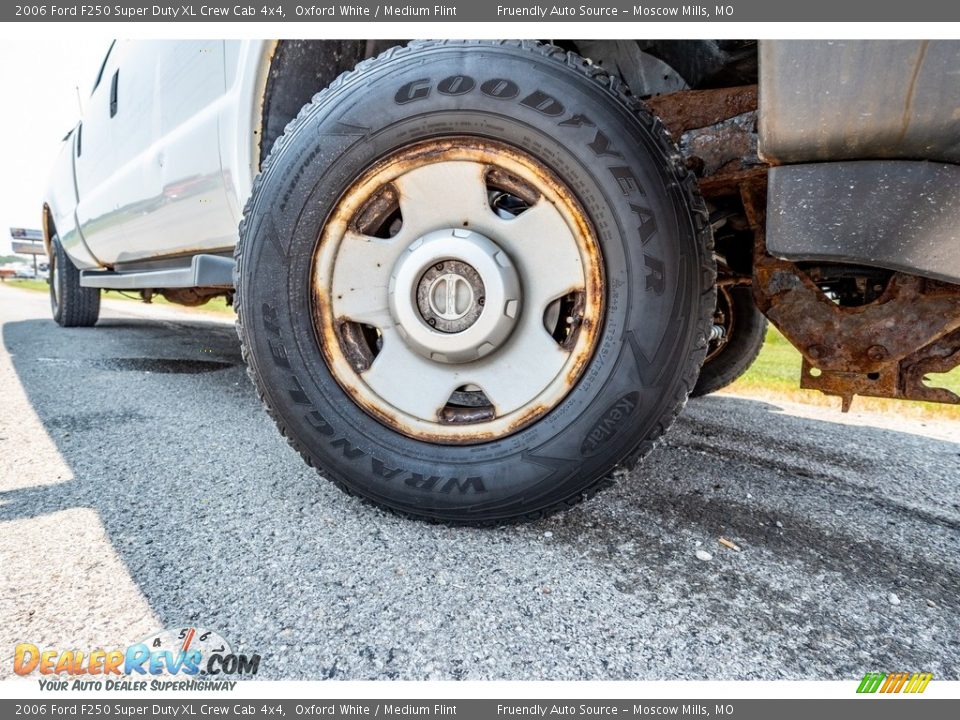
left=52, top=237, right=100, bottom=328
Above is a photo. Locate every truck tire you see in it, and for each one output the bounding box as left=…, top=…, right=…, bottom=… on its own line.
left=235, top=40, right=715, bottom=524
left=692, top=285, right=766, bottom=397
left=50, top=235, right=100, bottom=328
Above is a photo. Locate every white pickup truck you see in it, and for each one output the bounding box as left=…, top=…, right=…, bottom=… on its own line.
left=43, top=39, right=960, bottom=523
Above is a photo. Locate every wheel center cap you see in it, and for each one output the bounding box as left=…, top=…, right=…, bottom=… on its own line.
left=418, top=261, right=484, bottom=332
left=389, top=228, right=521, bottom=364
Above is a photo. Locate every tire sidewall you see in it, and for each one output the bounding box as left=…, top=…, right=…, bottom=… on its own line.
left=694, top=286, right=766, bottom=396
left=240, top=43, right=708, bottom=520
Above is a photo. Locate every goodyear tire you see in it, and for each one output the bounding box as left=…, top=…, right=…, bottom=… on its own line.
left=692, top=285, right=766, bottom=397
left=50, top=235, right=100, bottom=328
left=235, top=41, right=714, bottom=524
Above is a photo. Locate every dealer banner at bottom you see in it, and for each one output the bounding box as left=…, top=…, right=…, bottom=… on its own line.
left=1, top=700, right=956, bottom=719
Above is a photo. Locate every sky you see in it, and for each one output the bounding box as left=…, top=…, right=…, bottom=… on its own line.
left=0, top=38, right=109, bottom=256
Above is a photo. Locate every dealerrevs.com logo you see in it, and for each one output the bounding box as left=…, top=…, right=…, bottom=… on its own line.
left=14, top=627, right=261, bottom=691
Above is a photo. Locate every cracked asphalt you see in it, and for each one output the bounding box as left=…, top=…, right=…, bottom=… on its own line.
left=1, top=283, right=958, bottom=681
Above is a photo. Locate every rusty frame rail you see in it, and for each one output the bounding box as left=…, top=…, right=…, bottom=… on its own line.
left=743, top=184, right=960, bottom=411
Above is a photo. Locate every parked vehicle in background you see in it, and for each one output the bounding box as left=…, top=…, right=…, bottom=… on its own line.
left=42, top=40, right=960, bottom=523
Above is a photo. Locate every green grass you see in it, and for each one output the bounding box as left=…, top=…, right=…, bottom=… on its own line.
left=106, top=291, right=235, bottom=315
left=3, top=278, right=234, bottom=315
left=5, top=279, right=233, bottom=315
left=4, top=278, right=49, bottom=292
left=734, top=327, right=810, bottom=392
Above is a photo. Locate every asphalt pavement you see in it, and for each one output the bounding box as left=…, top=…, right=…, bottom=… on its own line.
left=1, top=283, right=958, bottom=680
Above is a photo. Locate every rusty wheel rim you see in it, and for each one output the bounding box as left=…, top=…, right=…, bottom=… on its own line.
left=312, top=138, right=603, bottom=444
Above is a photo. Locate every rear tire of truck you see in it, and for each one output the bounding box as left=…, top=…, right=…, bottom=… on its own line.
left=235, top=40, right=715, bottom=524
left=50, top=235, right=100, bottom=328
left=692, top=285, right=766, bottom=397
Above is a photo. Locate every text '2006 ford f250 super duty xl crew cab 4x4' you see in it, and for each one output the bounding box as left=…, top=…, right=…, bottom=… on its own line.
left=42, top=40, right=960, bottom=523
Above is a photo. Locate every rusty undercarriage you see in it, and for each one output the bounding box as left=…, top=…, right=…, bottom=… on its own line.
left=649, top=85, right=960, bottom=410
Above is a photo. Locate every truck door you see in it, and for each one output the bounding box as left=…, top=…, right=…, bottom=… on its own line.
left=75, top=40, right=237, bottom=266
left=72, top=40, right=120, bottom=261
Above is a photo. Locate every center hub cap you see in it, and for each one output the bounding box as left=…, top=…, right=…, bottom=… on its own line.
left=417, top=260, right=484, bottom=333
left=389, top=228, right=521, bottom=364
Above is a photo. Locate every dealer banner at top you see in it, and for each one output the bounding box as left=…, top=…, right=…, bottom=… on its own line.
left=6, top=0, right=960, bottom=22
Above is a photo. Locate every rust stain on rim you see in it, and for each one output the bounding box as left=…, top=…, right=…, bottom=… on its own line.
left=311, top=137, right=605, bottom=444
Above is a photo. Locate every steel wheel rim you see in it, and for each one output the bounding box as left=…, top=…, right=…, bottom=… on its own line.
left=312, top=138, right=604, bottom=444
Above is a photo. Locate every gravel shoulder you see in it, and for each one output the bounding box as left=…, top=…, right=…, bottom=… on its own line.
left=1, top=284, right=958, bottom=680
